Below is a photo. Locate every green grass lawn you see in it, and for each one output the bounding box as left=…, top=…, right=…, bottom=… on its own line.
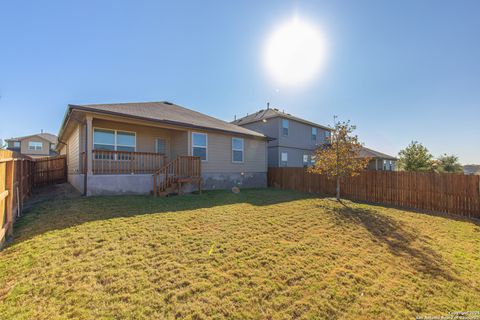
left=1, top=189, right=479, bottom=319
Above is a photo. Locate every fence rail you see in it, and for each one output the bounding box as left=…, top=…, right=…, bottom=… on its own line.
left=92, top=150, right=167, bottom=175
left=268, top=168, right=480, bottom=218
left=1, top=151, right=69, bottom=247
left=0, top=150, right=34, bottom=247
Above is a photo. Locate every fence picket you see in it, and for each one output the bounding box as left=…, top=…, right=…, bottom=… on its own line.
left=268, top=168, right=480, bottom=218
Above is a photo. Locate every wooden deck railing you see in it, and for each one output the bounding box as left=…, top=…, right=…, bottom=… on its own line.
left=92, top=150, right=167, bottom=175
left=153, top=155, right=201, bottom=195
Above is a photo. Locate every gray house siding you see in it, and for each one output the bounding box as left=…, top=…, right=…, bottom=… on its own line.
left=242, top=118, right=281, bottom=147
left=271, top=147, right=315, bottom=167
left=241, top=116, right=330, bottom=168
left=268, top=147, right=279, bottom=167
left=277, top=119, right=329, bottom=149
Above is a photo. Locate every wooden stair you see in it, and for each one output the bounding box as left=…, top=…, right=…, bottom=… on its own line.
left=153, top=156, right=202, bottom=196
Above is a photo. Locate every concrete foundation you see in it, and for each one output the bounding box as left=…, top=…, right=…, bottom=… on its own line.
left=68, top=174, right=85, bottom=194
left=202, top=172, right=267, bottom=190
left=86, top=174, right=154, bottom=196
left=79, top=172, right=267, bottom=196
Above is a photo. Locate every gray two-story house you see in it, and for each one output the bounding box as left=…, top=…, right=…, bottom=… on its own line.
left=232, top=108, right=331, bottom=167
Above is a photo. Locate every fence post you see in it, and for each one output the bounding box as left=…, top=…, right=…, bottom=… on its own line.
left=5, top=160, right=15, bottom=237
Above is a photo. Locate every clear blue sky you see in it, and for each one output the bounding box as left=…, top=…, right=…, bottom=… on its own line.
left=1, top=1, right=479, bottom=163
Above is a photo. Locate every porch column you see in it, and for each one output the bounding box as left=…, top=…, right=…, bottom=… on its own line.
left=86, top=115, right=93, bottom=175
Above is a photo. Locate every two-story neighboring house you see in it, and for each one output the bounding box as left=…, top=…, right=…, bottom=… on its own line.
left=232, top=108, right=331, bottom=167
left=5, top=132, right=58, bottom=158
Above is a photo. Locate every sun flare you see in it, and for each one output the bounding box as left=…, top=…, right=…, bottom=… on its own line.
left=264, top=17, right=327, bottom=87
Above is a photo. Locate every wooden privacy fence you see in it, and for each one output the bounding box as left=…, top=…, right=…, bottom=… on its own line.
left=268, top=168, right=480, bottom=218
left=0, top=150, right=34, bottom=247
left=33, top=155, right=67, bottom=186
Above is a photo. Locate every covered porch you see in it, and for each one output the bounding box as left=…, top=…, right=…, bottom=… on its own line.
left=81, top=115, right=191, bottom=175
left=68, top=113, right=202, bottom=195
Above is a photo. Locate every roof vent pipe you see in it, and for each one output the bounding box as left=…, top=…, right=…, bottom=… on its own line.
left=267, top=102, right=270, bottom=109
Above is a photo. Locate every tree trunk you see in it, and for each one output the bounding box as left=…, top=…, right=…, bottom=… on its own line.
left=336, top=176, right=340, bottom=201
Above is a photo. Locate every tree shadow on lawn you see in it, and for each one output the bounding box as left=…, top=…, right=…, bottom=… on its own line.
left=12, top=187, right=312, bottom=245
left=322, top=200, right=460, bottom=282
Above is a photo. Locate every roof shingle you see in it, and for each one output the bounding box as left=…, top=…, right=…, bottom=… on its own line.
left=232, top=108, right=331, bottom=131
left=69, top=102, right=265, bottom=138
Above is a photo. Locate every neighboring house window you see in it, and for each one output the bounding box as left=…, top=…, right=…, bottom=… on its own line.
left=93, top=128, right=136, bottom=159
left=389, top=160, right=394, bottom=171
left=50, top=143, right=56, bottom=150
left=303, top=154, right=309, bottom=166
left=383, top=160, right=388, bottom=171
left=281, top=152, right=288, bottom=166
left=232, top=138, right=244, bottom=163
left=282, top=119, right=289, bottom=136
left=192, top=132, right=207, bottom=161
left=28, top=141, right=42, bottom=150
left=13, top=141, right=20, bottom=148
left=311, top=127, right=317, bottom=141
left=155, top=138, right=167, bottom=155
left=311, top=155, right=316, bottom=166
left=325, top=131, right=331, bottom=141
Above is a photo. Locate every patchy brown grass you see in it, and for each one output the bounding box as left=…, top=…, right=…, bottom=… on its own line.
left=0, top=188, right=479, bottom=319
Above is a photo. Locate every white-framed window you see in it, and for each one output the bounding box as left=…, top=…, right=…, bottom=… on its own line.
left=303, top=154, right=309, bottom=166
left=232, top=137, right=244, bottom=163
left=28, top=141, right=42, bottom=150
left=13, top=141, right=20, bottom=148
left=155, top=138, right=167, bottom=155
left=282, top=119, right=289, bottom=136
left=93, top=128, right=136, bottom=159
left=281, top=152, right=288, bottom=166
left=325, top=131, right=331, bottom=140
left=383, top=160, right=389, bottom=171
left=311, top=127, right=317, bottom=141
left=192, top=132, right=207, bottom=161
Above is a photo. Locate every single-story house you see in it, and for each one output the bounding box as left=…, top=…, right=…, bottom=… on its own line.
left=5, top=132, right=58, bottom=158
left=57, top=101, right=268, bottom=196
left=359, top=147, right=398, bottom=171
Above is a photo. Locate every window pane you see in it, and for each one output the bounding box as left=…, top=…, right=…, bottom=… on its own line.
left=282, top=128, right=288, bottom=136
left=94, top=144, right=115, bottom=151
left=312, top=127, right=317, bottom=135
left=94, top=129, right=115, bottom=145
left=156, top=139, right=167, bottom=154
left=232, top=138, right=243, bottom=150
left=281, top=152, right=288, bottom=161
left=28, top=141, right=42, bottom=150
left=303, top=155, right=309, bottom=163
left=282, top=119, right=289, bottom=128
left=192, top=133, right=207, bottom=147
left=193, top=147, right=206, bottom=160
left=117, top=131, right=135, bottom=146
left=233, top=150, right=243, bottom=162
